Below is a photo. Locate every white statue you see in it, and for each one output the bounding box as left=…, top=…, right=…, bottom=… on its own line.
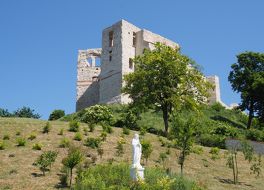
left=131, top=133, right=144, bottom=180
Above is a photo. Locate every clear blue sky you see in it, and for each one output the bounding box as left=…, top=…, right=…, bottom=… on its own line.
left=0, top=0, right=263, bottom=119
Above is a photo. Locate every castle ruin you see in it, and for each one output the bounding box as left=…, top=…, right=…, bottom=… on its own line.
left=76, top=20, right=223, bottom=111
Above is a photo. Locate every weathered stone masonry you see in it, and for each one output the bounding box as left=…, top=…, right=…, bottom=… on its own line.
left=76, top=20, right=223, bottom=111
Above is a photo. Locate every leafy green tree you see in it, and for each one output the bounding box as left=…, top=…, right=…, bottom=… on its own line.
left=0, top=108, right=12, bottom=117
left=62, top=146, right=83, bottom=187
left=48, top=109, right=65, bottom=120
left=123, top=43, right=211, bottom=134
left=228, top=52, right=264, bottom=129
left=13, top=106, right=40, bottom=119
left=35, top=151, right=58, bottom=175
left=141, top=140, right=153, bottom=164
left=171, top=115, right=197, bottom=175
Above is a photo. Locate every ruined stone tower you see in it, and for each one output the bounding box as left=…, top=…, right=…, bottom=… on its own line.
left=76, top=20, right=223, bottom=111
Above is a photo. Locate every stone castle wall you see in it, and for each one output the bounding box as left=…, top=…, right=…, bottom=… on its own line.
left=76, top=20, right=223, bottom=111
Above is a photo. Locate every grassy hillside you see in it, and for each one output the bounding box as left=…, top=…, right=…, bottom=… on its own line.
left=0, top=117, right=263, bottom=190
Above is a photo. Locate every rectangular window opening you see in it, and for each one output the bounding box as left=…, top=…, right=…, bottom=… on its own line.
left=133, top=32, right=136, bottom=46
left=109, top=31, right=113, bottom=47
left=129, top=58, right=133, bottom=69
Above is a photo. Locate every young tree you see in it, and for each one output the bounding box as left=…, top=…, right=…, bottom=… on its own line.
left=62, top=146, right=83, bottom=187
left=48, top=109, right=65, bottom=121
left=34, top=151, right=58, bottom=176
left=171, top=115, right=197, bottom=175
left=123, top=43, right=211, bottom=134
left=141, top=140, right=153, bottom=164
left=228, top=52, right=264, bottom=129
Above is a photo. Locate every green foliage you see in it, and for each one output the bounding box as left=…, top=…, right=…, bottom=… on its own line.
left=42, top=122, right=51, bottom=134
left=100, top=131, right=107, bottom=141
left=209, top=147, right=220, bottom=160
left=74, top=132, right=83, bottom=141
left=211, top=102, right=226, bottom=112
left=13, top=106, right=40, bottom=119
left=58, top=128, right=64, bottom=135
left=34, top=151, right=58, bottom=175
left=123, top=42, right=211, bottom=134
left=141, top=140, right=153, bottom=164
left=159, top=152, right=168, bottom=169
left=80, top=105, right=114, bottom=126
left=3, top=134, right=10, bottom=140
left=28, top=133, right=37, bottom=140
left=62, top=146, right=84, bottom=187
left=75, top=163, right=203, bottom=190
left=191, top=146, right=204, bottom=155
left=16, top=131, right=21, bottom=136
left=16, top=137, right=26, bottom=146
left=115, top=138, right=126, bottom=157
left=84, top=137, right=101, bottom=149
left=97, top=147, right=104, bottom=159
left=88, top=124, right=95, bottom=132
left=198, top=134, right=225, bottom=148
left=32, top=143, right=42, bottom=150
left=122, top=127, right=130, bottom=135
left=245, top=129, right=264, bottom=141
left=0, top=141, right=5, bottom=150
left=0, top=108, right=12, bottom=117
left=83, top=127, right=88, bottom=135
left=69, top=120, right=80, bottom=132
left=59, top=137, right=70, bottom=148
left=250, top=154, right=262, bottom=177
left=171, top=115, right=197, bottom=175
left=48, top=109, right=65, bottom=121
left=213, top=123, right=239, bottom=138
left=102, top=123, right=113, bottom=134
left=228, top=51, right=264, bottom=128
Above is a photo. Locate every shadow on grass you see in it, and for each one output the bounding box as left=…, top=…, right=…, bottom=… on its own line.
left=31, top=172, right=43, bottom=177
left=54, top=173, right=68, bottom=189
left=210, top=115, right=245, bottom=129
left=214, top=177, right=253, bottom=187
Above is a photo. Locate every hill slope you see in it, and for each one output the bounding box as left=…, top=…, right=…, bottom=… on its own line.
left=0, top=117, right=263, bottom=190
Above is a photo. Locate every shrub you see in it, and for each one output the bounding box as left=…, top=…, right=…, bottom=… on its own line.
left=0, top=108, right=12, bottom=117
left=140, top=126, right=147, bottom=136
left=13, top=106, right=40, bottom=119
left=16, top=137, right=26, bottom=146
left=28, top=133, right=37, bottom=140
left=83, top=127, right=88, bottom=136
left=100, top=131, right=107, bottom=141
left=0, top=141, right=5, bottom=150
left=97, top=147, right=104, bottom=159
left=211, top=102, right=225, bottom=112
left=198, top=134, right=225, bottom=148
left=34, top=151, right=58, bottom=175
left=88, top=124, right=95, bottom=132
left=49, top=109, right=65, bottom=121
left=16, top=131, right=21, bottom=136
left=58, top=128, right=64, bottom=135
left=116, top=139, right=125, bottom=157
left=74, top=132, right=83, bottom=141
left=75, top=163, right=203, bottom=190
left=32, top=143, right=42, bottom=150
left=43, top=122, right=51, bottom=134
left=59, top=137, right=70, bottom=148
left=245, top=129, right=264, bottom=141
left=69, top=120, right=80, bottom=132
left=3, top=134, right=10, bottom=140
left=80, top=105, right=114, bottom=125
left=122, top=127, right=130, bottom=135
left=209, top=147, right=220, bottom=160
left=141, top=140, right=153, bottom=164
left=191, top=146, right=204, bottom=155
left=84, top=137, right=101, bottom=149
left=213, top=123, right=238, bottom=138
left=102, top=124, right=113, bottom=134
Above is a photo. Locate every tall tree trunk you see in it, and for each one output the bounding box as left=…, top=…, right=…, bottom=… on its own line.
left=247, top=101, right=254, bottom=129
left=162, top=105, right=169, bottom=136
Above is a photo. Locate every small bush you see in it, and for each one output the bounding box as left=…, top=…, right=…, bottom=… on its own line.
left=84, top=137, right=101, bottom=149
left=199, top=134, right=225, bottom=148
left=49, top=109, right=65, bottom=121
left=16, top=137, right=26, bottom=146
left=209, top=147, right=220, bottom=160
left=28, top=133, right=37, bottom=140
left=59, top=137, right=70, bottom=148
left=43, top=122, right=51, bottom=134
left=97, top=147, right=104, bottom=159
left=69, top=120, right=80, bottom=132
left=122, top=127, right=130, bottom=135
left=74, top=132, right=83, bottom=141
left=211, top=102, right=225, bottom=112
left=34, top=151, right=58, bottom=175
left=100, top=131, right=107, bottom=141
left=102, top=124, right=113, bottom=134
left=3, top=134, right=10, bottom=140
left=214, top=123, right=238, bottom=138
left=16, top=131, right=21, bottom=136
left=191, top=146, right=204, bottom=155
left=58, top=128, right=64, bottom=135
left=140, top=126, right=147, bottom=136
left=0, top=141, right=5, bottom=150
left=116, top=141, right=125, bottom=157
left=88, top=124, right=95, bottom=132
left=141, top=140, right=153, bottom=164
left=32, top=143, right=42, bottom=150
left=245, top=129, right=264, bottom=141
left=83, top=127, right=88, bottom=136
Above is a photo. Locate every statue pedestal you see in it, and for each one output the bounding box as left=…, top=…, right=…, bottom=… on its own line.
left=130, top=166, right=144, bottom=181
